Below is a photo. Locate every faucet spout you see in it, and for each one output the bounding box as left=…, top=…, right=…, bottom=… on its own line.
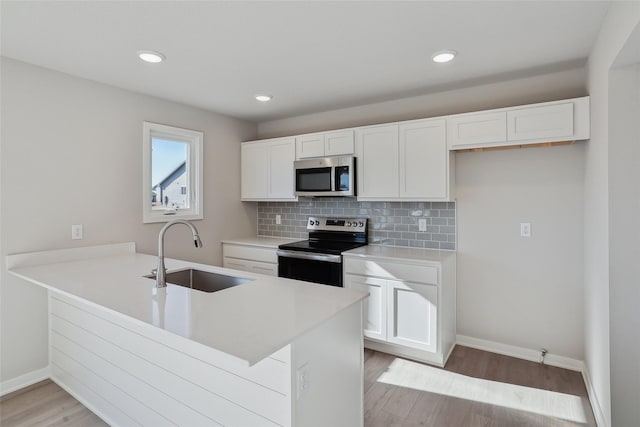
left=156, top=219, right=203, bottom=288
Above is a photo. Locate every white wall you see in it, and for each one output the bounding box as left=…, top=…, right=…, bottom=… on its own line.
left=455, top=145, right=585, bottom=360
left=258, top=67, right=586, bottom=138
left=257, top=68, right=588, bottom=362
left=609, top=56, right=640, bottom=427
left=585, top=3, right=640, bottom=425
left=0, top=58, right=257, bottom=384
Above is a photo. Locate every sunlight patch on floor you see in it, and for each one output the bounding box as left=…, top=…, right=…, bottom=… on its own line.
left=376, top=357, right=588, bottom=424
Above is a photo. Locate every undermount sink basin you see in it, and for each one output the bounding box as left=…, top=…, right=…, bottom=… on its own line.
left=145, top=268, right=253, bottom=293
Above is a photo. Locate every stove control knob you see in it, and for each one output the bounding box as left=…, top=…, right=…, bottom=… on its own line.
left=315, top=220, right=320, bottom=225
left=346, top=221, right=352, bottom=227
left=358, top=221, right=364, bottom=227
left=309, top=220, right=314, bottom=226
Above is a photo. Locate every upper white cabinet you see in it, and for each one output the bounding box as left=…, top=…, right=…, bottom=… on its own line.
left=295, top=130, right=354, bottom=159
left=399, top=119, right=450, bottom=200
left=241, top=96, right=590, bottom=202
left=356, top=125, right=399, bottom=199
left=356, top=119, right=453, bottom=201
left=507, top=102, right=574, bottom=141
left=241, top=137, right=297, bottom=201
left=447, top=96, right=590, bottom=150
left=447, top=111, right=507, bottom=147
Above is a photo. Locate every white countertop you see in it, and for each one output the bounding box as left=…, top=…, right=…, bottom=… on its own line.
left=221, top=236, right=301, bottom=248
left=8, top=243, right=366, bottom=366
left=343, top=244, right=456, bottom=263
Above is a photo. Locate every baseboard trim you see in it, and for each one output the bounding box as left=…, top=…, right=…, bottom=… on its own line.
left=0, top=366, right=50, bottom=397
left=581, top=364, right=608, bottom=427
left=456, top=334, right=584, bottom=372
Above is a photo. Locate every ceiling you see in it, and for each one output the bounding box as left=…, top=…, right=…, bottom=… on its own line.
left=1, top=1, right=610, bottom=123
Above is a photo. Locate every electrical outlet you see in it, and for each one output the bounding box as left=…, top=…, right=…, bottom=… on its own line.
left=275, top=214, right=281, bottom=225
left=71, top=224, right=83, bottom=240
left=520, top=222, right=531, bottom=237
left=418, top=218, right=427, bottom=232
left=296, top=365, right=310, bottom=399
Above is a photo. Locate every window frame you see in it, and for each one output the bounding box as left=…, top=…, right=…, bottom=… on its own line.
left=142, top=121, right=203, bottom=223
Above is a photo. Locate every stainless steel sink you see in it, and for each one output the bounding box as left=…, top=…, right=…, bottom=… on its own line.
left=145, top=268, right=253, bottom=293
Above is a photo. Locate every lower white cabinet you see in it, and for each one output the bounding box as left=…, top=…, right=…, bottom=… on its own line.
left=387, top=280, right=438, bottom=353
left=343, top=249, right=456, bottom=367
left=222, top=242, right=279, bottom=276
left=343, top=275, right=387, bottom=341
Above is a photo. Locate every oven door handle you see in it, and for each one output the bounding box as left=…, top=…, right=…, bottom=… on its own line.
left=276, top=250, right=342, bottom=264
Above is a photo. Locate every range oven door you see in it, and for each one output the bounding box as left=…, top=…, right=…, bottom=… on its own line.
left=276, top=250, right=343, bottom=287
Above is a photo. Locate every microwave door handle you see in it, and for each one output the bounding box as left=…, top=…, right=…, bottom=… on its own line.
left=331, top=165, right=336, bottom=192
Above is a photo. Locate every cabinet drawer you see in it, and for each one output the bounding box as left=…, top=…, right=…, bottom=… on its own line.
left=224, top=257, right=277, bottom=276
left=222, top=244, right=278, bottom=263
left=344, top=258, right=439, bottom=285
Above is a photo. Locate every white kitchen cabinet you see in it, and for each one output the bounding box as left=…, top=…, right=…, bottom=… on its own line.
left=447, top=111, right=507, bottom=148
left=507, top=101, right=574, bottom=141
left=344, top=274, right=386, bottom=341
left=399, top=118, right=451, bottom=200
left=355, top=124, right=400, bottom=199
left=343, top=247, right=456, bottom=367
left=222, top=242, right=279, bottom=276
left=356, top=120, right=453, bottom=201
left=447, top=96, right=590, bottom=150
left=387, top=280, right=438, bottom=353
left=295, top=130, right=354, bottom=159
left=241, top=137, right=297, bottom=201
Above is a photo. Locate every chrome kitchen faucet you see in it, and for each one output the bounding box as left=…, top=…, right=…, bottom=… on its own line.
left=155, top=219, right=203, bottom=288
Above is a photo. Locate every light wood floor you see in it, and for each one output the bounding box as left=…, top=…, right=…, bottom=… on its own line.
left=365, top=346, right=596, bottom=426
left=1, top=346, right=596, bottom=427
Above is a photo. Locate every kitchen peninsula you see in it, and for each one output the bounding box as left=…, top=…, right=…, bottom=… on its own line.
left=7, top=242, right=367, bottom=427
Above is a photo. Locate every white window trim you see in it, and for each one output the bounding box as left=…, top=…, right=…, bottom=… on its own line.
left=142, top=122, right=203, bottom=223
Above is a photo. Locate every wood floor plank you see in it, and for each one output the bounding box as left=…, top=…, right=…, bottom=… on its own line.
left=0, top=380, right=108, bottom=427
left=0, top=346, right=597, bottom=426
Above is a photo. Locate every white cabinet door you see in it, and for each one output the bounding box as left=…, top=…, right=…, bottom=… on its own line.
left=324, top=130, right=355, bottom=156
left=399, top=119, right=448, bottom=199
left=387, top=280, right=437, bottom=352
left=447, top=111, right=507, bottom=149
left=356, top=125, right=399, bottom=199
left=267, top=138, right=296, bottom=199
left=344, top=274, right=386, bottom=341
left=295, top=134, right=325, bottom=159
left=296, top=131, right=355, bottom=159
left=241, top=142, right=268, bottom=199
left=507, top=102, right=574, bottom=142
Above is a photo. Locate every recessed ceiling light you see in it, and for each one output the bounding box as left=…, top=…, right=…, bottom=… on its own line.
left=255, top=94, right=273, bottom=102
left=432, top=50, right=457, bottom=63
left=137, top=50, right=165, bottom=63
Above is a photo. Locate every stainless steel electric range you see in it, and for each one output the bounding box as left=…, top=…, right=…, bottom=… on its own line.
left=276, top=217, right=368, bottom=287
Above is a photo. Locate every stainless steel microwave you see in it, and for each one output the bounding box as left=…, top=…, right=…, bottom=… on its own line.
left=294, top=156, right=356, bottom=197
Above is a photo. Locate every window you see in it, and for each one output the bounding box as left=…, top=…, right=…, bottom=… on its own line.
left=142, top=122, right=203, bottom=223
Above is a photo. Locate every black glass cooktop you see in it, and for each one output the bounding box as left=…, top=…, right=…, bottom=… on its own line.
left=278, top=239, right=366, bottom=255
